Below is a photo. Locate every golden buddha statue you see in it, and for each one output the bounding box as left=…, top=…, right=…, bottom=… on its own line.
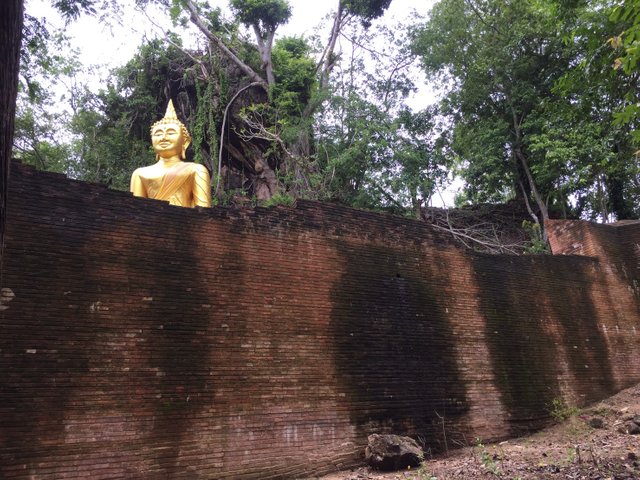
left=130, top=100, right=211, bottom=208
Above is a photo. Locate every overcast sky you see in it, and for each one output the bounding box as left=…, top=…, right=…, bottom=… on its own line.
left=26, top=0, right=436, bottom=74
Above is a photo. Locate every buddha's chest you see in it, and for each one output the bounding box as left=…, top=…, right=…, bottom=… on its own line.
left=141, top=167, right=195, bottom=205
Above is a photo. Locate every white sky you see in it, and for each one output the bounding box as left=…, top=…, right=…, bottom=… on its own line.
left=25, top=0, right=436, bottom=99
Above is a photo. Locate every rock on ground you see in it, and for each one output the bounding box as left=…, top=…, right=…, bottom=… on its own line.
left=364, top=434, right=423, bottom=471
left=318, top=382, right=640, bottom=480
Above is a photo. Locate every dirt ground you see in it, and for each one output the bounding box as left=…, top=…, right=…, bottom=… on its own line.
left=316, top=382, right=640, bottom=480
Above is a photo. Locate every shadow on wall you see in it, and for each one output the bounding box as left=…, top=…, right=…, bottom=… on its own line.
left=330, top=242, right=469, bottom=452
left=472, top=254, right=614, bottom=435
left=0, top=218, right=93, bottom=473
left=0, top=197, right=218, bottom=478
left=122, top=214, right=215, bottom=478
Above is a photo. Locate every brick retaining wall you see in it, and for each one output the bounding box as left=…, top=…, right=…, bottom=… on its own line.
left=1, top=163, right=639, bottom=479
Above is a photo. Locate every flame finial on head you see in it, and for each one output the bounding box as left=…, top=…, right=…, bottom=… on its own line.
left=150, top=99, right=192, bottom=153
left=164, top=99, right=178, bottom=121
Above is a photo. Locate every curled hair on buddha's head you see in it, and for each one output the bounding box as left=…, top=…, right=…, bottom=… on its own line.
left=150, top=99, right=192, bottom=159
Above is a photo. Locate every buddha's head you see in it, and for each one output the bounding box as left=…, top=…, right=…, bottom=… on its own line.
left=150, top=100, right=192, bottom=160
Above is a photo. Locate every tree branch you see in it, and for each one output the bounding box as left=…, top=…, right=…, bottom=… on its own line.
left=430, top=211, right=530, bottom=254
left=216, top=81, right=264, bottom=195
left=318, top=1, right=348, bottom=91
left=142, top=8, right=210, bottom=80
left=184, top=0, right=268, bottom=88
left=463, top=0, right=502, bottom=37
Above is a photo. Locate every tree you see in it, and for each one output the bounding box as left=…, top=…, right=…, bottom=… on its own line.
left=544, top=2, right=639, bottom=219
left=229, top=0, right=291, bottom=86
left=0, top=0, right=24, bottom=258
left=550, top=0, right=640, bottom=219
left=13, top=16, right=82, bottom=176
left=413, top=0, right=640, bottom=228
left=610, top=1, right=640, bottom=78
left=414, top=0, right=640, bottom=224
left=3, top=0, right=105, bottom=261
left=316, top=19, right=450, bottom=212
left=177, top=0, right=395, bottom=199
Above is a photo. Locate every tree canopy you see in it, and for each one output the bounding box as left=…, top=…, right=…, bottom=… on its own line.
left=10, top=0, right=640, bottom=253
left=413, top=0, right=640, bottom=223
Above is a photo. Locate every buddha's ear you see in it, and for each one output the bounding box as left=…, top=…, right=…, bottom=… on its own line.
left=181, top=137, right=191, bottom=160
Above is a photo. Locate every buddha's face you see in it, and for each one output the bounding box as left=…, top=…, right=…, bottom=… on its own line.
left=151, top=122, right=188, bottom=159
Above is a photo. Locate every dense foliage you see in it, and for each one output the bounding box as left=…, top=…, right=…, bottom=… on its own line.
left=13, top=0, right=640, bottom=227
left=413, top=0, right=640, bottom=223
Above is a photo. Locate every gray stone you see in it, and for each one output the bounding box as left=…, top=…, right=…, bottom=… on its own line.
left=588, top=417, right=604, bottom=429
left=620, top=422, right=640, bottom=435
left=364, top=434, right=423, bottom=471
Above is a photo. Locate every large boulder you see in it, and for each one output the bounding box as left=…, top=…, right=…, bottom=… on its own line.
left=365, top=434, right=423, bottom=471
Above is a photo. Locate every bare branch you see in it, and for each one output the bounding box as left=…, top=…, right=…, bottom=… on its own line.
left=381, top=56, right=415, bottom=111
left=423, top=203, right=533, bottom=255
left=237, top=109, right=291, bottom=156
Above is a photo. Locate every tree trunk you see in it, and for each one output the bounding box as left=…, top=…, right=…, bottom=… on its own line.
left=0, top=0, right=24, bottom=263
left=318, top=1, right=345, bottom=91
left=607, top=173, right=633, bottom=220
left=253, top=25, right=275, bottom=87
left=510, top=108, right=549, bottom=223
left=254, top=156, right=278, bottom=200
left=515, top=148, right=549, bottom=222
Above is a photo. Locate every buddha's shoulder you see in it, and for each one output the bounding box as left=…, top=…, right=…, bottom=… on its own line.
left=187, top=162, right=209, bottom=173
left=131, top=164, right=157, bottom=177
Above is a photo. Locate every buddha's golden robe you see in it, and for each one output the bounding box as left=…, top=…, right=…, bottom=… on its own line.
left=130, top=161, right=211, bottom=208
